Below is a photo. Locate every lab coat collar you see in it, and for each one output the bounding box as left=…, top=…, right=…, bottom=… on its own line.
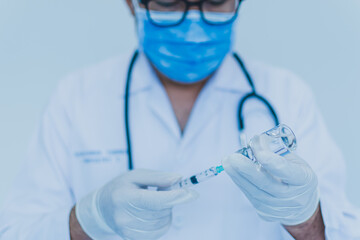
left=212, top=53, right=253, bottom=94
left=127, top=51, right=252, bottom=95
left=147, top=71, right=224, bottom=143
left=125, top=52, right=157, bottom=95
left=126, top=51, right=253, bottom=144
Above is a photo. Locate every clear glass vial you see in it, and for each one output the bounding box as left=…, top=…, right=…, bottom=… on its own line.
left=237, top=124, right=297, bottom=166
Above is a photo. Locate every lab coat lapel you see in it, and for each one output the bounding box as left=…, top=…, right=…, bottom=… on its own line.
left=146, top=69, right=225, bottom=147
left=213, top=53, right=253, bottom=93
left=147, top=78, right=182, bottom=140
left=180, top=75, right=223, bottom=148
left=125, top=52, right=181, bottom=142
left=124, top=53, right=155, bottom=95
left=144, top=52, right=252, bottom=146
left=180, top=53, right=253, bottom=148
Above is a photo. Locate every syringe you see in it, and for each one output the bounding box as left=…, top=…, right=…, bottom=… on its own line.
left=170, top=165, right=224, bottom=189
left=170, top=124, right=297, bottom=189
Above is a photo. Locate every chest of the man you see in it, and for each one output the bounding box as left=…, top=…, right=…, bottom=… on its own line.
left=69, top=89, right=277, bottom=196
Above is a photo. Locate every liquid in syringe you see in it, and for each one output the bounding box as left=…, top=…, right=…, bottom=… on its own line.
left=170, top=165, right=224, bottom=189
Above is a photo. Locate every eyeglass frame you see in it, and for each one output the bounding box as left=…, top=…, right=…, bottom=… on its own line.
left=139, top=0, right=243, bottom=27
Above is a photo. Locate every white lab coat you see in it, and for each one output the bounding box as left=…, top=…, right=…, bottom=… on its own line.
left=1, top=52, right=359, bottom=240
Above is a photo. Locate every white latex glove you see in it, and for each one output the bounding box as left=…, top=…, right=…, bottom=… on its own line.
left=222, top=134, right=320, bottom=226
left=76, top=169, right=198, bottom=240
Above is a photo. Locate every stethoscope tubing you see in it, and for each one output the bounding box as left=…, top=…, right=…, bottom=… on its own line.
left=124, top=50, right=279, bottom=170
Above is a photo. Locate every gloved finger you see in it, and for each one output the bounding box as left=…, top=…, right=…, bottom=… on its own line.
left=113, top=207, right=171, bottom=231
left=256, top=197, right=320, bottom=226
left=128, top=169, right=182, bottom=188
left=227, top=173, right=309, bottom=225
left=250, top=134, right=312, bottom=185
left=123, top=209, right=172, bottom=231
left=131, top=188, right=198, bottom=210
left=249, top=134, right=271, bottom=150
left=252, top=150, right=311, bottom=185
left=222, top=153, right=291, bottom=195
left=224, top=161, right=302, bottom=206
left=256, top=208, right=301, bottom=223
left=247, top=193, right=304, bottom=213
left=126, top=205, right=172, bottom=221
left=226, top=163, right=319, bottom=218
left=119, top=222, right=171, bottom=240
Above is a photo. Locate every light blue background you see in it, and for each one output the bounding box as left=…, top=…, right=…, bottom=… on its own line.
left=0, top=0, right=359, bottom=207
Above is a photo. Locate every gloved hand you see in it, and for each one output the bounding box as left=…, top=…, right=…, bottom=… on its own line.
left=222, top=134, right=320, bottom=226
left=75, top=169, right=198, bottom=240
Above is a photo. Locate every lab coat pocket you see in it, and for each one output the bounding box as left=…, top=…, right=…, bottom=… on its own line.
left=72, top=148, right=129, bottom=195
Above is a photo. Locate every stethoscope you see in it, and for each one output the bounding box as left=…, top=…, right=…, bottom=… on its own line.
left=124, top=50, right=279, bottom=170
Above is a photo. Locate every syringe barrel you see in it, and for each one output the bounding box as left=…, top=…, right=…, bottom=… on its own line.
left=171, top=166, right=224, bottom=189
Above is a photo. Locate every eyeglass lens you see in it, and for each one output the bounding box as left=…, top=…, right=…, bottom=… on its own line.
left=145, top=0, right=239, bottom=26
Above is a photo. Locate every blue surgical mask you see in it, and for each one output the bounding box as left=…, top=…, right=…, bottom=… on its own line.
left=135, top=9, right=236, bottom=84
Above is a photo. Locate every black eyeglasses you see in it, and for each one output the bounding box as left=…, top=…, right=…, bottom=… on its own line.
left=139, top=0, right=242, bottom=27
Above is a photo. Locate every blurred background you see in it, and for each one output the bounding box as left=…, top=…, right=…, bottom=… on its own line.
left=0, top=0, right=359, bottom=207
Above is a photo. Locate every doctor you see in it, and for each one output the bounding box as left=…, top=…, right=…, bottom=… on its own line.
left=1, top=0, right=360, bottom=239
